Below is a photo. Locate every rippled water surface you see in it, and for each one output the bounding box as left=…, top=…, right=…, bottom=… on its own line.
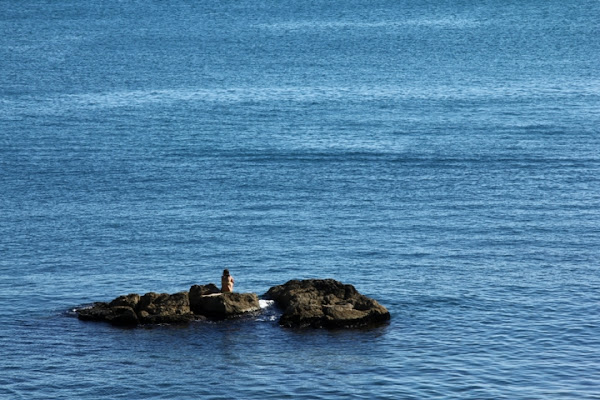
left=1, top=0, right=600, bottom=398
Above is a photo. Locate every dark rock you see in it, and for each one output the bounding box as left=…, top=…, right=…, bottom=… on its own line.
left=137, top=292, right=190, bottom=316
left=189, top=283, right=221, bottom=312
left=265, top=279, right=390, bottom=328
left=77, top=302, right=139, bottom=326
left=190, top=292, right=260, bottom=318
left=189, top=283, right=220, bottom=296
left=76, top=280, right=387, bottom=329
left=136, top=291, right=193, bottom=324
left=76, top=284, right=260, bottom=326
left=109, top=306, right=139, bottom=326
left=109, top=294, right=140, bottom=309
left=137, top=292, right=161, bottom=313
left=77, top=302, right=113, bottom=322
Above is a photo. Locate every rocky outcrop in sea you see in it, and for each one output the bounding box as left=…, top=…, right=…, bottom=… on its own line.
left=265, top=279, right=390, bottom=328
left=77, top=284, right=260, bottom=326
left=76, top=279, right=390, bottom=329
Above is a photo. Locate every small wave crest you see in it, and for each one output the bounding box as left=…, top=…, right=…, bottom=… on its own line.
left=259, top=299, right=275, bottom=309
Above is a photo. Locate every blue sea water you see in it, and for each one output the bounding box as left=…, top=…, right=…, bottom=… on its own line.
left=1, top=0, right=600, bottom=398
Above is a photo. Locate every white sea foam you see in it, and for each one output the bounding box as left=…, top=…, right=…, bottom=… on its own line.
left=259, top=300, right=274, bottom=309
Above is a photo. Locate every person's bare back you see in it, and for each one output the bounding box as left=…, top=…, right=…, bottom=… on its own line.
left=221, top=269, right=234, bottom=293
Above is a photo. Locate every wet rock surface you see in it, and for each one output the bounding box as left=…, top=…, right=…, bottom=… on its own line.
left=264, top=279, right=390, bottom=328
